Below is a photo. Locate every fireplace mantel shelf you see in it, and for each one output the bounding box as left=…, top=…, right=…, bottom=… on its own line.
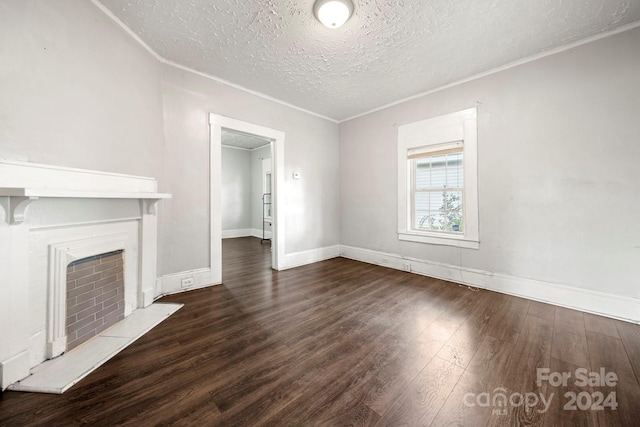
left=0, top=187, right=171, bottom=199
left=0, top=187, right=171, bottom=224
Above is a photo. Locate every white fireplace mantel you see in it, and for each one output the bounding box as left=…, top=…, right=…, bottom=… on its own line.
left=0, top=187, right=170, bottom=224
left=0, top=159, right=171, bottom=390
left=0, top=159, right=170, bottom=225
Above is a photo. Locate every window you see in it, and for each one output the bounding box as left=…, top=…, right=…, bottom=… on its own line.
left=398, top=108, right=479, bottom=248
left=411, top=144, right=464, bottom=233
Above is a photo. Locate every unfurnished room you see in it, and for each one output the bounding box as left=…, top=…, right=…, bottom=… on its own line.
left=1, top=0, right=640, bottom=425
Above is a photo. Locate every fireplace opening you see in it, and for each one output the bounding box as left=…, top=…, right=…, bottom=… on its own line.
left=65, top=250, right=125, bottom=351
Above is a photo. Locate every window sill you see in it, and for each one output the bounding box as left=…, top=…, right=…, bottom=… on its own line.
left=398, top=232, right=479, bottom=249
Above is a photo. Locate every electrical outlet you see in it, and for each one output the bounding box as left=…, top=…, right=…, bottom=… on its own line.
left=404, top=263, right=411, bottom=272
left=181, top=277, right=194, bottom=288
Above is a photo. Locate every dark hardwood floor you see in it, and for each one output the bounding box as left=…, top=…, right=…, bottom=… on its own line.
left=2, top=237, right=639, bottom=426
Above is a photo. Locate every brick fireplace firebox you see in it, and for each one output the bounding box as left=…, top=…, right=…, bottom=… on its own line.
left=66, top=251, right=125, bottom=351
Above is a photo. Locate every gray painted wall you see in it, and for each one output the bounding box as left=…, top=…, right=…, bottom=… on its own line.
left=0, top=0, right=164, bottom=178
left=340, top=27, right=640, bottom=299
left=221, top=147, right=252, bottom=231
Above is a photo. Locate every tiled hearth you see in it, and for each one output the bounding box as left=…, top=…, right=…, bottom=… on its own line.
left=8, top=303, right=182, bottom=394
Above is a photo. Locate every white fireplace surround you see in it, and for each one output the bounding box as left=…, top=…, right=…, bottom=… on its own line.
left=0, top=159, right=170, bottom=390
left=48, top=234, right=128, bottom=359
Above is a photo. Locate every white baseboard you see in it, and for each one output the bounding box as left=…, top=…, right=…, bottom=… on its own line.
left=1, top=350, right=30, bottom=390
left=251, top=228, right=272, bottom=239
left=280, top=245, right=340, bottom=270
left=340, top=245, right=640, bottom=324
left=157, top=268, right=219, bottom=296
left=222, top=228, right=272, bottom=239
left=222, top=229, right=252, bottom=239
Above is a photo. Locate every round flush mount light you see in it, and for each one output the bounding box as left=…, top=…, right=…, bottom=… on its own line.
left=314, top=0, right=354, bottom=29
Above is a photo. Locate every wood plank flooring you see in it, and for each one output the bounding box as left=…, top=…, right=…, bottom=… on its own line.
left=1, top=236, right=639, bottom=426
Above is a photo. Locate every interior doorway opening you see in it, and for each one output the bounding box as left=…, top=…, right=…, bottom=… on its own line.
left=220, top=129, right=272, bottom=242
left=209, top=114, right=285, bottom=284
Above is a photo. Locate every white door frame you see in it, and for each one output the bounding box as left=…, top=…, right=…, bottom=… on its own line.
left=209, top=113, right=285, bottom=282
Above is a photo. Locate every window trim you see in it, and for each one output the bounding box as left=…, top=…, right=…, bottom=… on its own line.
left=397, top=107, right=479, bottom=249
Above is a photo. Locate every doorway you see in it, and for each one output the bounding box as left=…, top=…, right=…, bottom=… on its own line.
left=220, top=129, right=271, bottom=241
left=209, top=114, right=285, bottom=284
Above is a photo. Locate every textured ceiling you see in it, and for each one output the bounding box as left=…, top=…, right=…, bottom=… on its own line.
left=96, top=0, right=640, bottom=121
left=222, top=129, right=270, bottom=150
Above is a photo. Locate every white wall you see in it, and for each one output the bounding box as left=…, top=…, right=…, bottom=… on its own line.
left=340, top=27, right=640, bottom=315
left=0, top=0, right=164, bottom=178
left=221, top=146, right=252, bottom=232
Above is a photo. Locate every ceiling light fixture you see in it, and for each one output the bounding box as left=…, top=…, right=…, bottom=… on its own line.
left=313, top=0, right=354, bottom=29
